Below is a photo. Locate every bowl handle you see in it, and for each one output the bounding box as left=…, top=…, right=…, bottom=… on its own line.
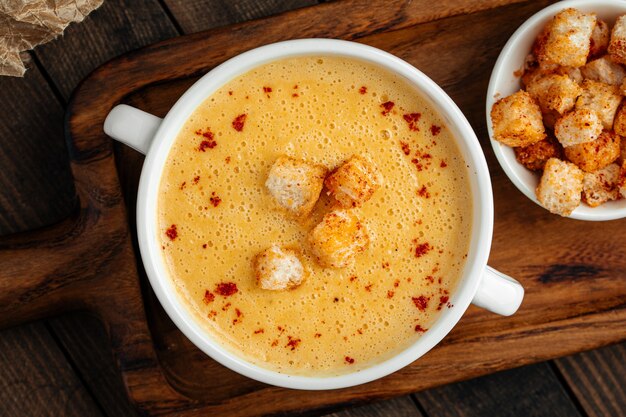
left=104, top=104, right=162, bottom=155
left=472, top=266, right=524, bottom=316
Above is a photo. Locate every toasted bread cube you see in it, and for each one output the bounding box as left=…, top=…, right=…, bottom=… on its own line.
left=536, top=158, right=584, bottom=216
left=254, top=245, right=306, bottom=290
left=308, top=209, right=369, bottom=268
left=526, top=73, right=582, bottom=115
left=491, top=91, right=546, bottom=147
left=590, top=19, right=610, bottom=58
left=324, top=155, right=383, bottom=208
left=265, top=156, right=327, bottom=217
left=514, top=136, right=563, bottom=171
left=621, top=136, right=626, bottom=164
left=564, top=130, right=621, bottom=172
left=557, top=66, right=583, bottom=83
left=582, top=163, right=620, bottom=207
left=535, top=8, right=596, bottom=69
left=618, top=160, right=626, bottom=198
left=581, top=56, right=626, bottom=86
left=608, top=15, right=626, bottom=64
left=613, top=102, right=626, bottom=137
left=554, top=108, right=603, bottom=147
left=575, top=80, right=623, bottom=129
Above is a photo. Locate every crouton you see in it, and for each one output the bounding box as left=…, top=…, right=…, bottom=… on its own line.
left=265, top=156, right=327, bottom=217
left=554, top=108, right=603, bottom=147
left=254, top=245, right=306, bottom=290
left=308, top=209, right=369, bottom=268
left=526, top=73, right=582, bottom=115
left=613, top=102, right=626, bottom=137
left=608, top=15, right=626, bottom=64
left=582, top=163, right=620, bottom=207
left=535, top=8, right=596, bottom=69
left=589, top=18, right=610, bottom=58
left=621, top=137, right=626, bottom=164
left=581, top=56, right=626, bottom=86
left=618, top=160, right=626, bottom=198
left=563, top=130, right=621, bottom=172
left=536, top=158, right=584, bottom=216
left=556, top=66, right=583, bottom=83
left=324, top=155, right=383, bottom=208
left=575, top=80, right=622, bottom=129
left=514, top=135, right=563, bottom=171
left=491, top=91, right=546, bottom=147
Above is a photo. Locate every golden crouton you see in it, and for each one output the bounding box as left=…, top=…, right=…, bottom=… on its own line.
left=556, top=66, right=583, bottom=83
left=324, top=155, right=383, bottom=208
left=582, top=163, right=620, bottom=207
left=536, top=158, right=584, bottom=216
left=590, top=19, right=610, bottom=58
left=554, top=108, right=603, bottom=147
left=581, top=56, right=626, bottom=86
left=514, top=136, right=563, bottom=171
left=535, top=8, right=596, bottom=69
left=608, top=15, right=626, bottom=65
left=491, top=91, right=546, bottom=147
left=254, top=245, right=306, bottom=290
left=618, top=160, right=626, bottom=198
left=613, top=102, right=626, bottom=137
left=265, top=156, right=327, bottom=217
left=308, top=209, right=369, bottom=268
left=563, top=130, right=621, bottom=172
left=575, top=80, right=622, bottom=129
left=526, top=73, right=582, bottom=115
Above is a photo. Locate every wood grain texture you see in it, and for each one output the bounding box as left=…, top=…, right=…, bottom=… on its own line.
left=413, top=363, right=583, bottom=417
left=48, top=314, right=139, bottom=417
left=555, top=344, right=626, bottom=417
left=1, top=0, right=626, bottom=416
left=163, top=0, right=318, bottom=33
left=34, top=0, right=178, bottom=100
left=326, top=396, right=422, bottom=417
left=0, top=323, right=104, bottom=417
left=0, top=61, right=76, bottom=236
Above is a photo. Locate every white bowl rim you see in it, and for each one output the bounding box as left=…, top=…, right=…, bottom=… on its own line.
left=486, top=0, right=626, bottom=221
left=136, top=38, right=494, bottom=390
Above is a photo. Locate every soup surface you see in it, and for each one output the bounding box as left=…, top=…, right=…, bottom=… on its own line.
left=158, top=56, right=472, bottom=376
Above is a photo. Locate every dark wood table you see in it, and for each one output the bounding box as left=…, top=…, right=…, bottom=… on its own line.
left=0, top=1, right=624, bottom=416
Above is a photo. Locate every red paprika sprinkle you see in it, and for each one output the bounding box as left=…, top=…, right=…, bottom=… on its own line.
left=222, top=302, right=231, bottom=311
left=210, top=192, right=222, bottom=207
left=208, top=310, right=217, bottom=318
left=345, top=356, right=355, bottom=364
left=387, top=290, right=395, bottom=299
left=165, top=224, right=178, bottom=241
left=438, top=295, right=450, bottom=310
left=430, top=125, right=441, bottom=136
left=394, top=279, right=400, bottom=288
left=215, top=282, right=238, bottom=296
left=263, top=86, right=272, bottom=93
left=203, top=290, right=215, bottom=304
left=425, top=275, right=435, bottom=283
left=202, top=243, right=207, bottom=249
left=232, top=114, right=247, bottom=132
left=400, top=141, right=411, bottom=155
left=254, top=329, right=264, bottom=334
left=414, top=324, right=427, bottom=333
left=414, top=241, right=432, bottom=258
left=271, top=340, right=279, bottom=347
left=179, top=181, right=186, bottom=190
left=412, top=295, right=429, bottom=311
left=403, top=113, right=421, bottom=131
left=228, top=90, right=233, bottom=96
left=292, top=93, right=299, bottom=97
left=286, top=336, right=301, bottom=351
left=417, top=185, right=430, bottom=198
left=293, top=84, right=298, bottom=89
left=364, top=284, right=373, bottom=292
left=440, top=160, right=448, bottom=168
left=193, top=176, right=200, bottom=184
left=196, top=129, right=217, bottom=151
left=225, top=156, right=231, bottom=164
left=314, top=333, right=322, bottom=338
left=349, top=275, right=358, bottom=282
left=381, top=101, right=395, bottom=116
left=233, top=308, right=243, bottom=324
left=359, top=86, right=367, bottom=94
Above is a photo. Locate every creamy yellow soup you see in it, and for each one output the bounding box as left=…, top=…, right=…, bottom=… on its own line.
left=158, top=56, right=472, bottom=376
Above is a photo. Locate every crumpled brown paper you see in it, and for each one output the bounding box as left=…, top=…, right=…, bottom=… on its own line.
left=1, top=0, right=103, bottom=77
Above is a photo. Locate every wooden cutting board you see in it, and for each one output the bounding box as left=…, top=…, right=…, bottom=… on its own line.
left=1, top=0, right=625, bottom=415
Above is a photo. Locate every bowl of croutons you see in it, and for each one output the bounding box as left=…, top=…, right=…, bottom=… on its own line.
left=487, top=0, right=626, bottom=220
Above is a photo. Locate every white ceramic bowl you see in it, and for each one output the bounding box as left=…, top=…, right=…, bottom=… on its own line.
left=487, top=0, right=626, bottom=221
left=104, top=39, right=524, bottom=390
